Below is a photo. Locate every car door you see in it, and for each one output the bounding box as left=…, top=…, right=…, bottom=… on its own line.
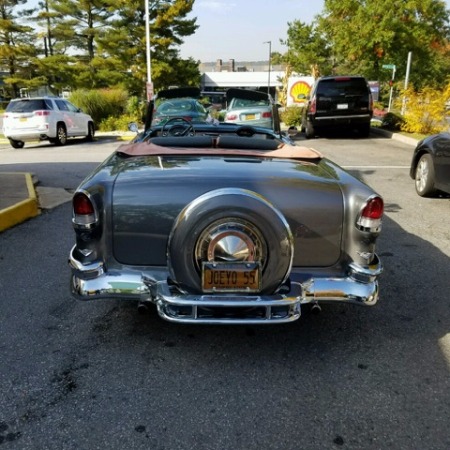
left=65, top=100, right=87, bottom=135
left=54, top=99, right=78, bottom=135
left=433, top=134, right=450, bottom=192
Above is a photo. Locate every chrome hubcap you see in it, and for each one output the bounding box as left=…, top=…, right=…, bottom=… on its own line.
left=195, top=218, right=266, bottom=271
left=416, top=159, right=428, bottom=191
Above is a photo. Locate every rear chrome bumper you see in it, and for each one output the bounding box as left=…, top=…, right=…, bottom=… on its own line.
left=69, top=246, right=382, bottom=324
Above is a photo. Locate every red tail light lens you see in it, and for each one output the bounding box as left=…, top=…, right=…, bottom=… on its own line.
left=262, top=112, right=272, bottom=118
left=34, top=110, right=51, bottom=116
left=73, top=192, right=97, bottom=226
left=226, top=114, right=238, bottom=121
left=357, top=196, right=383, bottom=231
left=309, top=97, right=317, bottom=114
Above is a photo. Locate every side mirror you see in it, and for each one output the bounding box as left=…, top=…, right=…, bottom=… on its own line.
left=128, top=122, right=139, bottom=133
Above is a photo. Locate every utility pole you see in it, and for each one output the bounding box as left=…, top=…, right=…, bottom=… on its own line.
left=145, top=0, right=153, bottom=101
left=264, top=41, right=272, bottom=96
left=401, top=52, right=412, bottom=116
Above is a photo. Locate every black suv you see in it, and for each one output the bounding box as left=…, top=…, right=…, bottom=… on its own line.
left=302, top=76, right=373, bottom=138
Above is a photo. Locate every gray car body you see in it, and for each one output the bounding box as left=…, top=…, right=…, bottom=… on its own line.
left=69, top=133, right=383, bottom=325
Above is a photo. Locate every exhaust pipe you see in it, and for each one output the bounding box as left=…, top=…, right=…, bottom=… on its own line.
left=137, top=301, right=150, bottom=314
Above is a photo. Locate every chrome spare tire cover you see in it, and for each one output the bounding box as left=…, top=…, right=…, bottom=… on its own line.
left=168, top=188, right=294, bottom=294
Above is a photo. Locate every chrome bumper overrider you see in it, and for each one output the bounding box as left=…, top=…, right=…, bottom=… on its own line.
left=69, top=247, right=382, bottom=324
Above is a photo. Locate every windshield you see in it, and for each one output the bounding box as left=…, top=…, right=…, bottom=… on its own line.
left=144, top=87, right=280, bottom=135
left=7, top=99, right=53, bottom=112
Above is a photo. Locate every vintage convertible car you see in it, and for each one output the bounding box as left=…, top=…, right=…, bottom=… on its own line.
left=69, top=88, right=384, bottom=324
left=410, top=132, right=450, bottom=197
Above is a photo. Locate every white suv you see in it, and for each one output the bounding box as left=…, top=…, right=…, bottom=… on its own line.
left=2, top=97, right=95, bottom=148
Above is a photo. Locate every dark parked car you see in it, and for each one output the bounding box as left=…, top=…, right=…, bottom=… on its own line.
left=410, top=132, right=450, bottom=197
left=302, top=75, right=373, bottom=138
left=69, top=88, right=384, bottom=325
left=152, top=89, right=209, bottom=126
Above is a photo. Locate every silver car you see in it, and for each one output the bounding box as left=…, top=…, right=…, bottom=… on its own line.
left=69, top=88, right=384, bottom=325
left=224, top=88, right=273, bottom=129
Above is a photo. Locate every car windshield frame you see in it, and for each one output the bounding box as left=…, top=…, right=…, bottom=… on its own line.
left=143, top=87, right=281, bottom=137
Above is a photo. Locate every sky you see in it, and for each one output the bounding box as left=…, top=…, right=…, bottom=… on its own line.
left=179, top=0, right=325, bottom=62
left=179, top=0, right=450, bottom=63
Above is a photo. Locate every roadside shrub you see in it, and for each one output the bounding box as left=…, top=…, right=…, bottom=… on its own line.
left=126, top=95, right=145, bottom=119
left=381, top=112, right=405, bottom=131
left=396, top=85, right=449, bottom=134
left=373, top=101, right=385, bottom=111
left=69, top=88, right=129, bottom=125
left=209, top=109, right=225, bottom=122
left=280, top=106, right=304, bottom=126
left=98, top=114, right=138, bottom=132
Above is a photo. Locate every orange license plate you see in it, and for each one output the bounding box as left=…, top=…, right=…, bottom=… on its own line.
left=202, top=262, right=261, bottom=293
left=245, top=114, right=256, bottom=120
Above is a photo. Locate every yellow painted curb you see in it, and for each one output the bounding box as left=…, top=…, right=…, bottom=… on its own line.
left=0, top=173, right=40, bottom=232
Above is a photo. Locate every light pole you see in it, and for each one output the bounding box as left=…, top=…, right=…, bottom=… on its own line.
left=145, top=0, right=153, bottom=100
left=264, top=41, right=272, bottom=96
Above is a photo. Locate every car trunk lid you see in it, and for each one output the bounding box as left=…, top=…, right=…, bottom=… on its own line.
left=111, top=155, right=343, bottom=268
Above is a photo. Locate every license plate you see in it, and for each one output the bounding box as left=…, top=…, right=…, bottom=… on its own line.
left=245, top=114, right=256, bottom=120
left=202, top=262, right=261, bottom=293
left=337, top=104, right=348, bottom=110
left=19, top=117, right=28, bottom=122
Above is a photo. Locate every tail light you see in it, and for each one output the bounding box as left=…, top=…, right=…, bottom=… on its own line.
left=34, top=110, right=51, bottom=116
left=262, top=112, right=272, bottom=118
left=309, top=97, right=317, bottom=114
left=226, top=114, right=238, bottom=121
left=73, top=192, right=97, bottom=227
left=356, top=196, right=383, bottom=232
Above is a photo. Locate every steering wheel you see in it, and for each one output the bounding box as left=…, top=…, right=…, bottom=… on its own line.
left=161, top=117, right=195, bottom=137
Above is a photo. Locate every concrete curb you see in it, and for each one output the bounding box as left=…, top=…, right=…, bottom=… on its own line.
left=0, top=173, right=39, bottom=232
left=370, top=126, right=419, bottom=146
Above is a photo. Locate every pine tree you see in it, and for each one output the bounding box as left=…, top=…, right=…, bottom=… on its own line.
left=0, top=0, right=38, bottom=97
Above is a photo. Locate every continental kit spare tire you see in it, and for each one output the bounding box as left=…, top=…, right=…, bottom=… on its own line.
left=167, top=188, right=294, bottom=295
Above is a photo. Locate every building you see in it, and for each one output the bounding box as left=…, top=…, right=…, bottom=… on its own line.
left=200, top=59, right=286, bottom=98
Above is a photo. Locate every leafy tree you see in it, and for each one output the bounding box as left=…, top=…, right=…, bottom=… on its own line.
left=0, top=0, right=38, bottom=97
left=101, top=0, right=200, bottom=93
left=47, top=0, right=116, bottom=60
left=318, top=0, right=450, bottom=88
left=20, top=0, right=200, bottom=93
left=282, top=20, right=333, bottom=77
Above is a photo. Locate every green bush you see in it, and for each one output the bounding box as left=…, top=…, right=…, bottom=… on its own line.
left=280, top=106, right=304, bottom=126
left=209, top=109, right=225, bottom=122
left=98, top=114, right=138, bottom=132
left=381, top=112, right=405, bottom=131
left=69, top=88, right=129, bottom=125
